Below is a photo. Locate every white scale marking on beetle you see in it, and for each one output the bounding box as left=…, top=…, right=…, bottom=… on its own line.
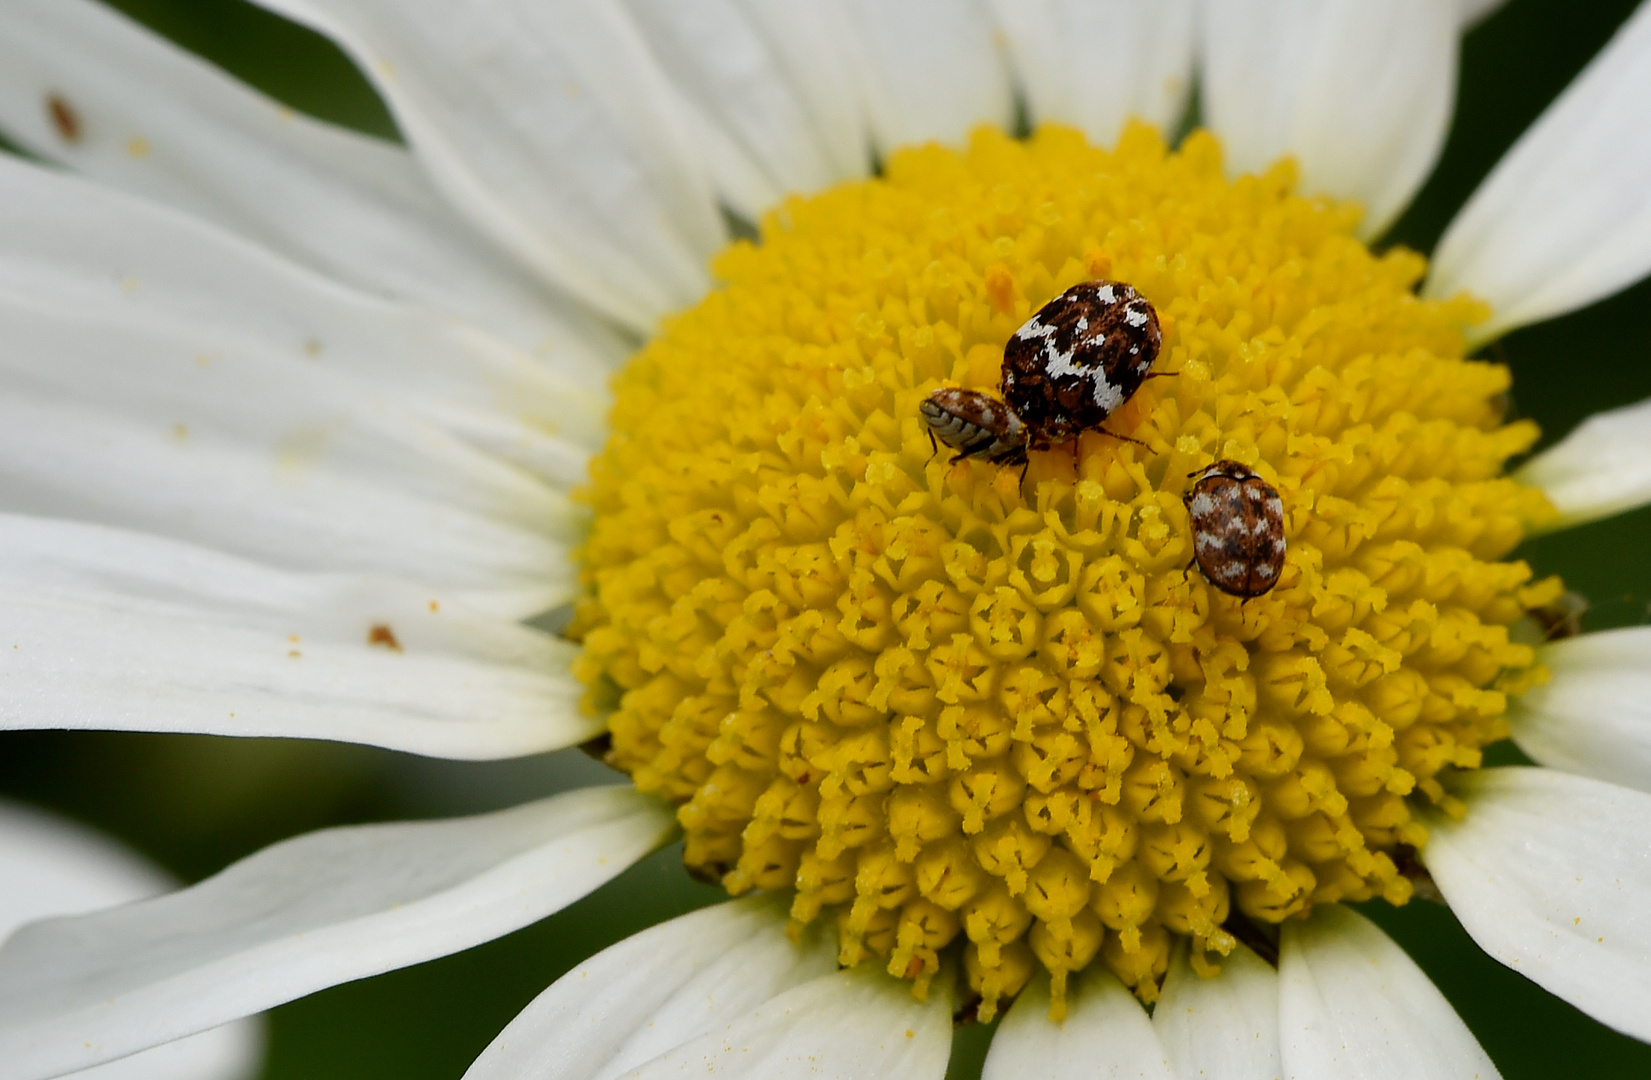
left=1013, top=314, right=1123, bottom=409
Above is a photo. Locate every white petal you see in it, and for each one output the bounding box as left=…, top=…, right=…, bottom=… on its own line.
left=0, top=167, right=579, bottom=618
left=0, top=151, right=608, bottom=489
left=618, top=963, right=952, bottom=1080
left=52, top=1032, right=260, bottom=1080
left=0, top=515, right=597, bottom=759
left=0, top=801, right=169, bottom=933
left=1427, top=3, right=1651, bottom=339
left=1201, top=0, right=1457, bottom=238
left=1154, top=942, right=1282, bottom=1080
left=837, top=0, right=1015, bottom=153
left=251, top=0, right=722, bottom=331
left=0, top=802, right=262, bottom=1080
left=1423, top=767, right=1651, bottom=1043
left=618, top=0, right=867, bottom=216
left=722, top=0, right=871, bottom=179
left=983, top=968, right=1175, bottom=1080
left=1459, top=0, right=1509, bottom=28
left=464, top=898, right=837, bottom=1080
left=1515, top=396, right=1651, bottom=530
left=0, top=0, right=624, bottom=362
left=1509, top=628, right=1651, bottom=793
left=1279, top=904, right=1500, bottom=1080
left=0, top=300, right=573, bottom=616
left=0, top=786, right=674, bottom=1080
left=987, top=0, right=1196, bottom=148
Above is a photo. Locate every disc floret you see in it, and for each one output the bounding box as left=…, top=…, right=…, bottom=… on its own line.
left=573, top=122, right=1558, bottom=1021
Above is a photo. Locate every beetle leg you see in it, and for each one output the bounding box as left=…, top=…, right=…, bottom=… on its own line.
left=1096, top=426, right=1148, bottom=448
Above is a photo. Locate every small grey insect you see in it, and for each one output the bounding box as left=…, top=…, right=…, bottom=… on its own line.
left=1526, top=590, right=1588, bottom=642
left=920, top=387, right=1028, bottom=466
left=1184, top=460, right=1286, bottom=599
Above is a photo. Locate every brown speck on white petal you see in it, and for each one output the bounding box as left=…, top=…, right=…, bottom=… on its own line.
left=368, top=624, right=403, bottom=652
left=45, top=94, right=81, bottom=144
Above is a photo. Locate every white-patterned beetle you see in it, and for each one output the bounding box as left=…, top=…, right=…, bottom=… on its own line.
left=1184, top=460, right=1286, bottom=598
left=1000, top=280, right=1162, bottom=449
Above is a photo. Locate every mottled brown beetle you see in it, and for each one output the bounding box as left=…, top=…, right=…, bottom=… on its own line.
left=920, top=387, right=1028, bottom=467
left=1184, top=460, right=1286, bottom=599
left=1001, top=280, right=1163, bottom=449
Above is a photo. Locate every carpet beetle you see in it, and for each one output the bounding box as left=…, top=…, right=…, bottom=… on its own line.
left=921, top=387, right=1028, bottom=465
left=1184, top=460, right=1286, bottom=599
left=1000, top=280, right=1162, bottom=449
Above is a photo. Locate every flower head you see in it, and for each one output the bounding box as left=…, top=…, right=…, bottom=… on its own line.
left=3, top=1, right=1651, bottom=1079
left=575, top=123, right=1553, bottom=1019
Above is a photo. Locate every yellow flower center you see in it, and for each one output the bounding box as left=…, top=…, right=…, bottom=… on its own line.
left=572, top=123, right=1560, bottom=1021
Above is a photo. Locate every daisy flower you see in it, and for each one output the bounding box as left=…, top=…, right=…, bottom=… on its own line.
left=2, top=0, right=1651, bottom=1077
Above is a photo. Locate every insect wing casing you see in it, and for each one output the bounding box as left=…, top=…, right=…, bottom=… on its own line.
left=1001, top=280, right=1162, bottom=446
left=1184, top=461, right=1286, bottom=598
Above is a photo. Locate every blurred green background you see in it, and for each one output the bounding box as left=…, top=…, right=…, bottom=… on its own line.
left=4, top=1, right=1651, bottom=1077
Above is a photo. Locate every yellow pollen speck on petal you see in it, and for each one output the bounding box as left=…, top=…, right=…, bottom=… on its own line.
left=125, top=136, right=149, bottom=159
left=573, top=122, right=1557, bottom=1020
